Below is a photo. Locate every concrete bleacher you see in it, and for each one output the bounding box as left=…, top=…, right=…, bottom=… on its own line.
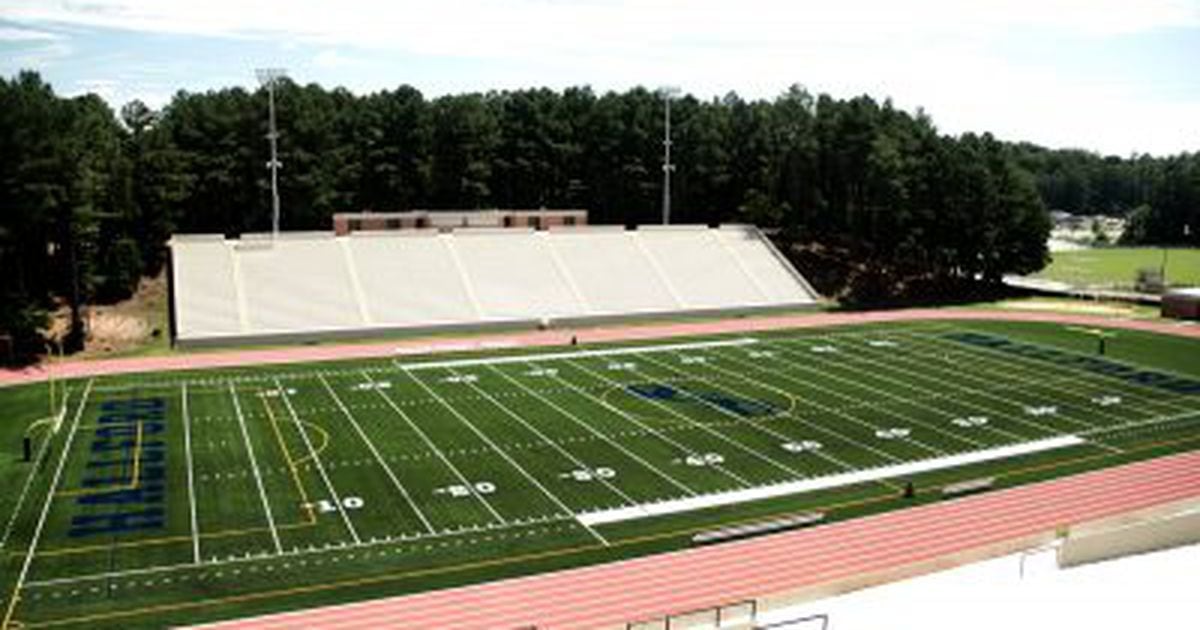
left=236, top=233, right=363, bottom=333
left=547, top=227, right=682, bottom=315
left=451, top=229, right=587, bottom=320
left=169, top=235, right=242, bottom=337
left=169, top=225, right=820, bottom=347
left=349, top=232, right=479, bottom=325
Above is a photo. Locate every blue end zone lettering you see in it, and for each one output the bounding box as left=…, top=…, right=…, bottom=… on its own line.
left=68, top=508, right=165, bottom=538
left=943, top=332, right=1200, bottom=395
left=69, top=396, right=169, bottom=539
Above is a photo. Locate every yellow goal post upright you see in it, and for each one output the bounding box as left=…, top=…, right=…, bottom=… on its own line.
left=40, top=340, right=67, bottom=433
left=22, top=342, right=65, bottom=462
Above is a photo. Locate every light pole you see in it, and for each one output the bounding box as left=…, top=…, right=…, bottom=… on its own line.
left=256, top=68, right=287, bottom=239
left=659, top=86, right=680, bottom=225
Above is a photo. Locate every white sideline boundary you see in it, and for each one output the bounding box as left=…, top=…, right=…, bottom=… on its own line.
left=576, top=435, right=1086, bottom=526
left=397, top=337, right=757, bottom=371
left=182, top=383, right=201, bottom=565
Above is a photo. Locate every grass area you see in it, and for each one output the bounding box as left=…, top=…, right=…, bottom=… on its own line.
left=1, top=319, right=1198, bottom=628
left=1033, top=247, right=1200, bottom=290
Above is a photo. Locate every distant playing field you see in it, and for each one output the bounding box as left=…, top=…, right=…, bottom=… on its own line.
left=1033, top=247, right=1200, bottom=289
left=2, top=320, right=1199, bottom=628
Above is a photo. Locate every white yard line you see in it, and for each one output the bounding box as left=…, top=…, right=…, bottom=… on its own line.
left=551, top=361, right=754, bottom=489
left=734, top=345, right=1002, bottom=448
left=661, top=350, right=908, bottom=466
left=402, top=367, right=610, bottom=546
left=487, top=362, right=700, bottom=496
left=899, top=330, right=1196, bottom=419
left=855, top=334, right=1125, bottom=446
left=458, top=367, right=641, bottom=505
left=396, top=338, right=757, bottom=371
left=363, top=370, right=507, bottom=525
left=576, top=356, right=807, bottom=481
left=273, top=377, right=362, bottom=545
left=0, top=385, right=72, bottom=553
left=649, top=351, right=945, bottom=459
left=316, top=374, right=436, bottom=535
left=1, top=379, right=91, bottom=629
left=916, top=324, right=1200, bottom=395
left=669, top=351, right=883, bottom=474
left=756, top=344, right=1027, bottom=445
left=785, top=336, right=1085, bottom=439
left=901, top=327, right=1194, bottom=409
left=765, top=339, right=1044, bottom=443
left=577, top=435, right=1087, bottom=526
left=182, top=383, right=201, bottom=565
left=645, top=351, right=936, bottom=468
left=228, top=381, right=283, bottom=555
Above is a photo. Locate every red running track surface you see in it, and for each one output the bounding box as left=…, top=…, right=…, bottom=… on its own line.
left=195, top=449, right=1200, bottom=630
left=3, top=308, right=1199, bottom=387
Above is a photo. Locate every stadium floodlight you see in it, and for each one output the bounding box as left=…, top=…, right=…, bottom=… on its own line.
left=658, top=86, right=681, bottom=225
left=256, top=68, right=287, bottom=239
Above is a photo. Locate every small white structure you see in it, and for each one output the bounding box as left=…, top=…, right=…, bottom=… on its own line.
left=169, top=225, right=820, bottom=347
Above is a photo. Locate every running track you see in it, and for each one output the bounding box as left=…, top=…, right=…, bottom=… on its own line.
left=193, top=449, right=1200, bottom=629
left=3, top=308, right=1198, bottom=387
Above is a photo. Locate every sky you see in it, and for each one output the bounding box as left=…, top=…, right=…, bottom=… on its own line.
left=1, top=0, right=1198, bottom=156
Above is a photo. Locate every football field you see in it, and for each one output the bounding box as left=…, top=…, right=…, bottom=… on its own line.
left=3, top=320, right=1200, bottom=628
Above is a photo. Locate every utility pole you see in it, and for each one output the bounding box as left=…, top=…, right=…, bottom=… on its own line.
left=256, top=68, right=287, bottom=238
left=659, top=86, right=680, bottom=225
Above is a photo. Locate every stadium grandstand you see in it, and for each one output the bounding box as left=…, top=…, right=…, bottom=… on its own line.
left=168, top=224, right=820, bottom=347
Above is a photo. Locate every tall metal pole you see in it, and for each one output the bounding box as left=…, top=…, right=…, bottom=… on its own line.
left=659, top=86, right=679, bottom=225
left=267, top=81, right=281, bottom=238
left=256, top=68, right=287, bottom=239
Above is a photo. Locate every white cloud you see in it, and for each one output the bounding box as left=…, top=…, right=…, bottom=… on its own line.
left=1, top=40, right=73, bottom=69
left=69, top=78, right=119, bottom=102
left=312, top=49, right=357, bottom=69
left=3, top=0, right=1199, bottom=153
left=0, top=25, right=65, bottom=41
left=5, top=1, right=1197, bottom=54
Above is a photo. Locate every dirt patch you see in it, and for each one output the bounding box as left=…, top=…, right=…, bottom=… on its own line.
left=46, top=274, right=168, bottom=357
left=993, top=299, right=1141, bottom=317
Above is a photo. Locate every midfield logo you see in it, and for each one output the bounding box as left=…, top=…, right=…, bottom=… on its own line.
left=626, top=383, right=780, bottom=417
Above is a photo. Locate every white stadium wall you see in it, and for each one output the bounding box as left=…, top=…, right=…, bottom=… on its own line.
left=168, top=225, right=820, bottom=347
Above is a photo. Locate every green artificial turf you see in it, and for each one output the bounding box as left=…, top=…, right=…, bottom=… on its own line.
left=1, top=319, right=1198, bottom=628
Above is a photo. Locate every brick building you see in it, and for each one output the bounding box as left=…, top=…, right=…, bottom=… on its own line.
left=332, top=209, right=587, bottom=235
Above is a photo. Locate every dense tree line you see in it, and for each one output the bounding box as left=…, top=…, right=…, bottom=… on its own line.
left=1013, top=145, right=1199, bottom=245
left=0, top=70, right=1193, bottom=357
